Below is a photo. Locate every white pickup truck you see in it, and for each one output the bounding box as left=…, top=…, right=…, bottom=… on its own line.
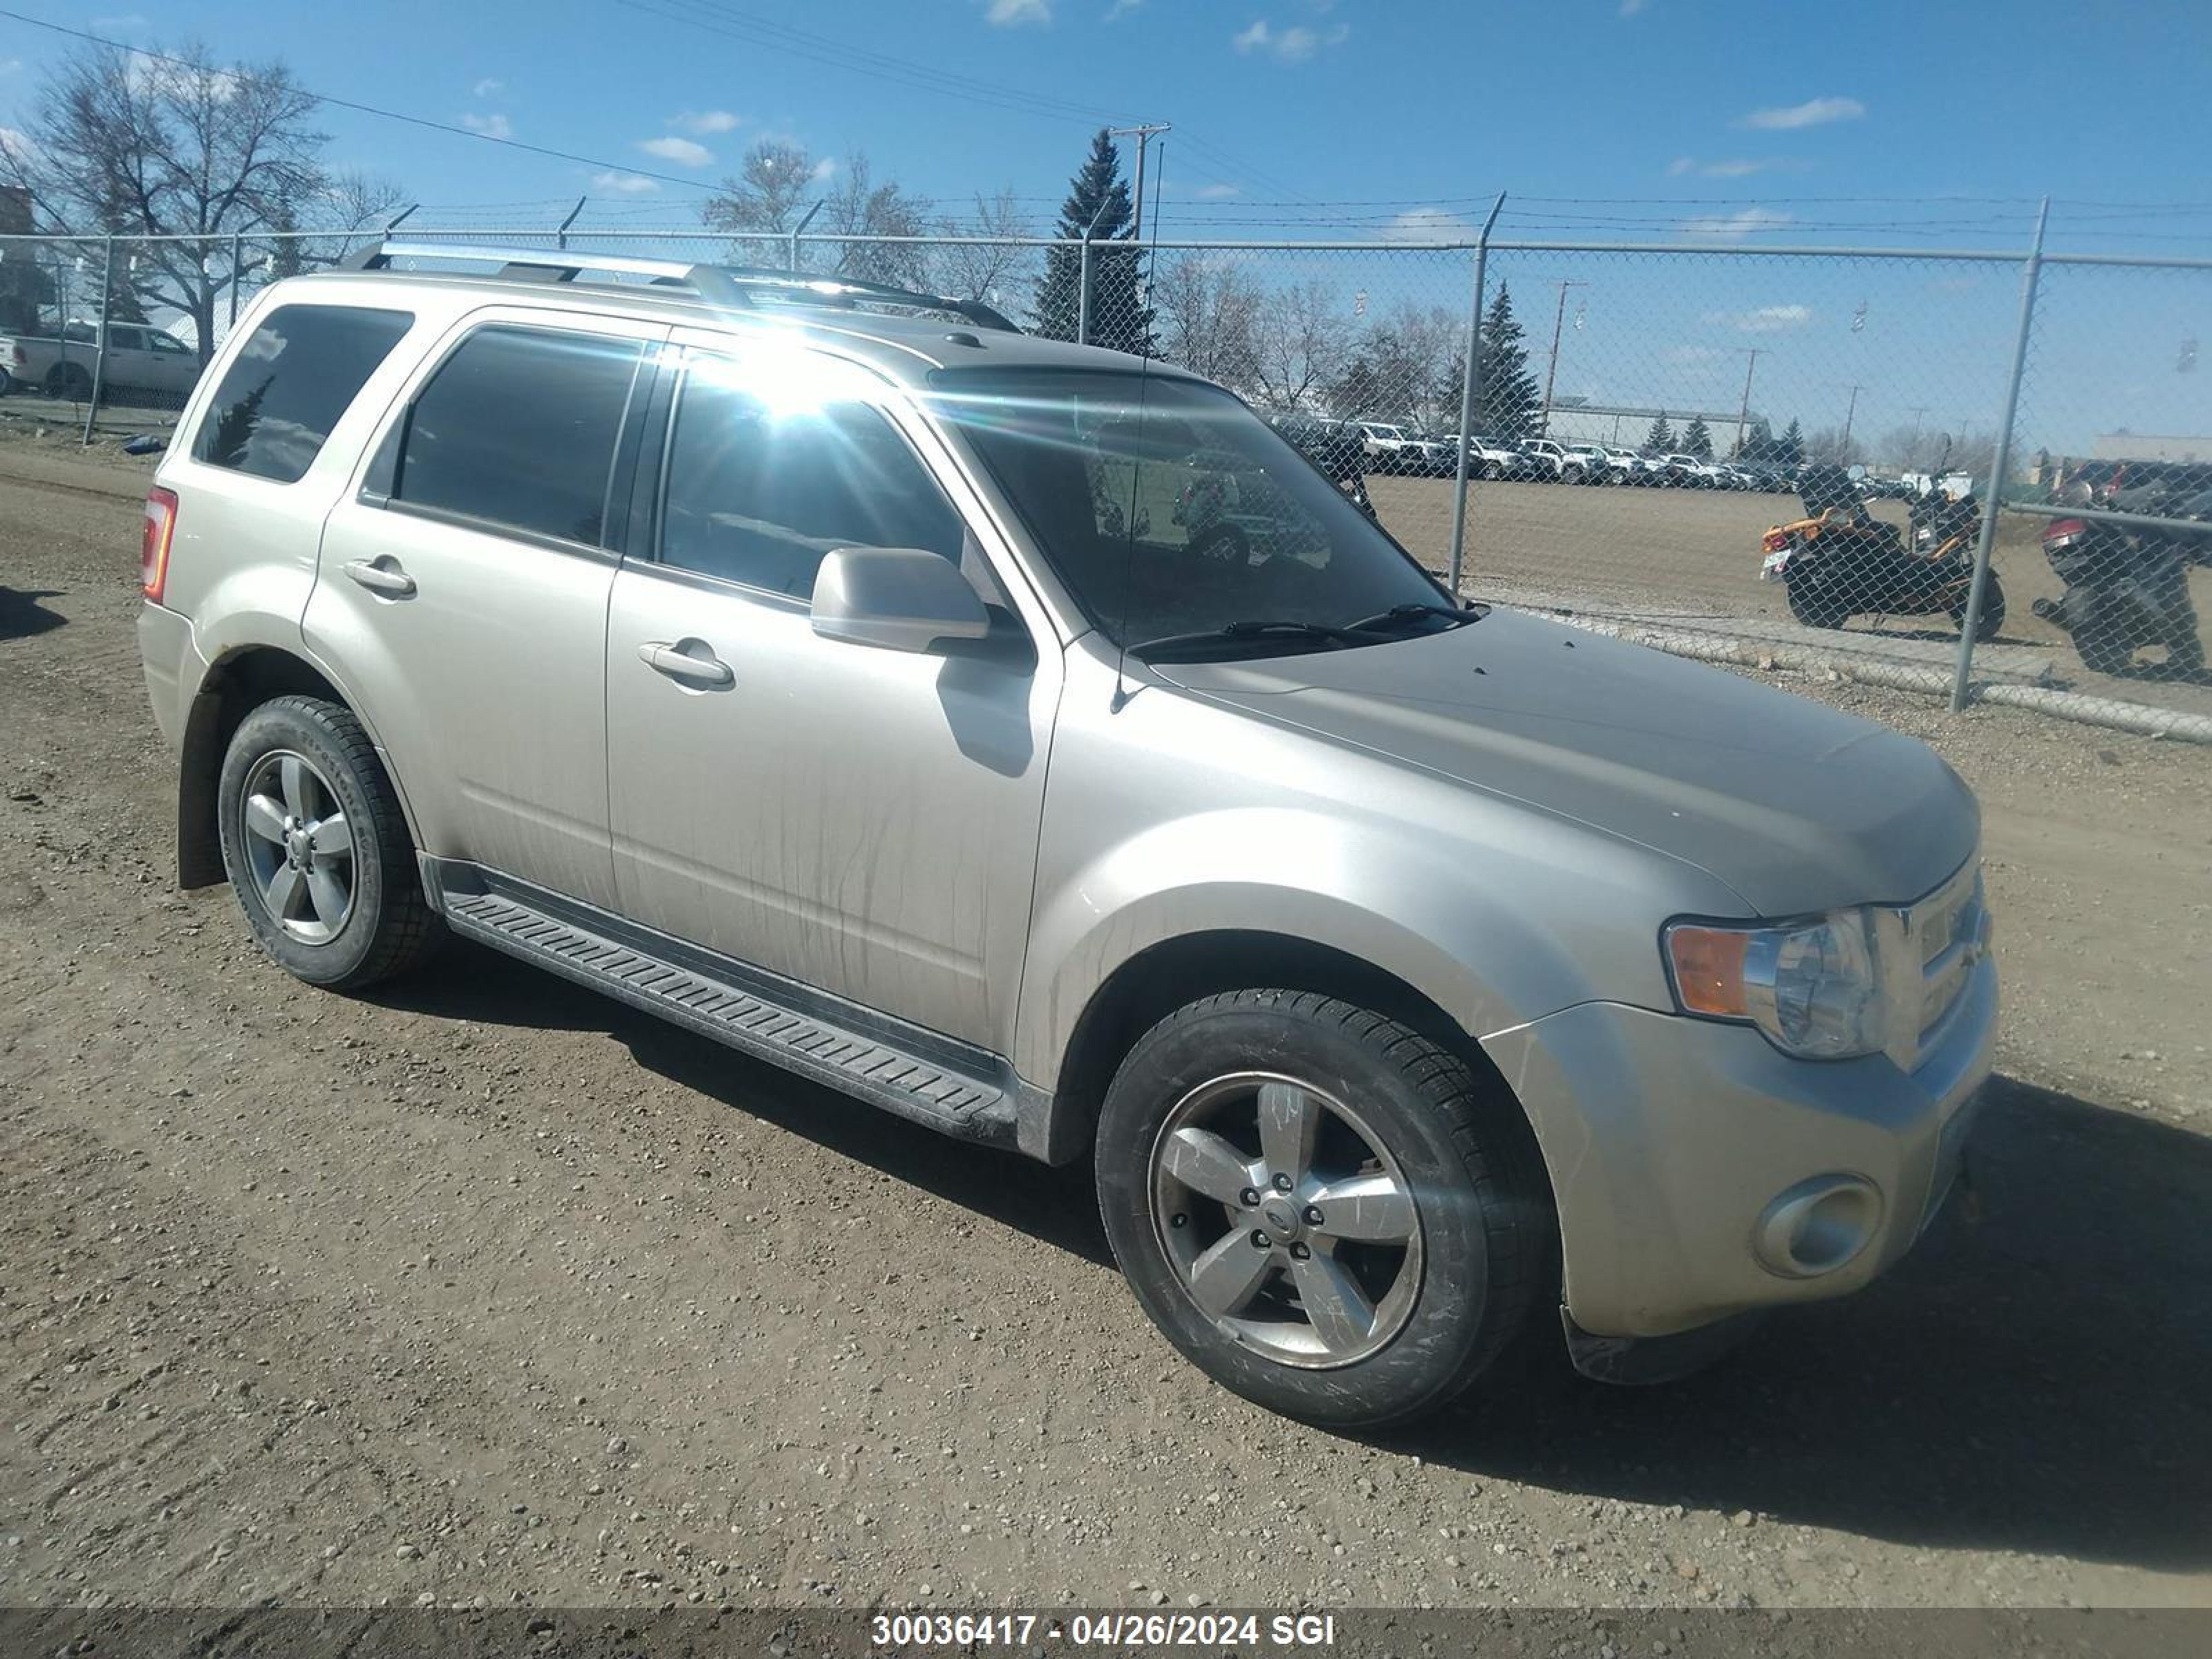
left=0, top=319, right=201, bottom=401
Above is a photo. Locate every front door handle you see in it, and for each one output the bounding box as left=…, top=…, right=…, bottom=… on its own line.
left=637, top=639, right=734, bottom=688
left=344, top=558, right=416, bottom=598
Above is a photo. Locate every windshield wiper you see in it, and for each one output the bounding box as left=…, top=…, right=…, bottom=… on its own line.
left=1344, top=601, right=1485, bottom=635
left=1127, top=619, right=1371, bottom=663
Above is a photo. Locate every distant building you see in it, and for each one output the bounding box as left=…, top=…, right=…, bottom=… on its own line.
left=2090, top=433, right=2212, bottom=465
left=1538, top=398, right=1763, bottom=452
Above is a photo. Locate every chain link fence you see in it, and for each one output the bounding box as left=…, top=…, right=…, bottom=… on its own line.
left=5, top=218, right=2206, bottom=742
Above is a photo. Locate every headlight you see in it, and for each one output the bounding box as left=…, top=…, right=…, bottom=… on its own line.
left=1664, top=910, right=1888, bottom=1060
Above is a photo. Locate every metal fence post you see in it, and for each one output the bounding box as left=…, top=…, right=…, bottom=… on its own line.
left=228, top=230, right=243, bottom=330
left=1947, top=197, right=2048, bottom=712
left=1445, top=194, right=1506, bottom=596
left=1076, top=236, right=1093, bottom=347
left=788, top=200, right=823, bottom=274
left=81, top=236, right=114, bottom=447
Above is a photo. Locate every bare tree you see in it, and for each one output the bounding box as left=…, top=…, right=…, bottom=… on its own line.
left=702, top=140, right=818, bottom=245
left=2, top=41, right=330, bottom=361
left=1152, top=253, right=1262, bottom=391
left=928, top=187, right=1034, bottom=310
left=1249, top=279, right=1351, bottom=413
left=821, top=153, right=929, bottom=288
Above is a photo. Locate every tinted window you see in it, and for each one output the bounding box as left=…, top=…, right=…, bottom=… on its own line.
left=392, top=326, right=641, bottom=546
left=194, top=304, right=413, bottom=484
left=658, top=355, right=963, bottom=598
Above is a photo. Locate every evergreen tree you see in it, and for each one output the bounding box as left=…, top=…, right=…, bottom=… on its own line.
left=1644, top=411, right=1676, bottom=451
left=1035, top=129, right=1154, bottom=356
left=1777, top=417, right=1805, bottom=466
left=1467, top=283, right=1540, bottom=438
left=1682, top=416, right=1712, bottom=458
left=1736, top=414, right=1774, bottom=461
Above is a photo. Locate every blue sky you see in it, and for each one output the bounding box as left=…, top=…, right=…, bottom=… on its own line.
left=3, top=0, right=2209, bottom=450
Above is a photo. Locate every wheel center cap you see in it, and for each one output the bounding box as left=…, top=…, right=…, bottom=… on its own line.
left=1259, top=1199, right=1302, bottom=1240
left=287, top=825, right=314, bottom=870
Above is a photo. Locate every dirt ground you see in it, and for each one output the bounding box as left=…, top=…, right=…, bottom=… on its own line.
left=3, top=435, right=2210, bottom=1615
left=1370, top=474, right=2212, bottom=720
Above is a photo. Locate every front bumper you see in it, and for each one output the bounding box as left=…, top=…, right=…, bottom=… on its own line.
left=1481, top=950, right=1995, bottom=1340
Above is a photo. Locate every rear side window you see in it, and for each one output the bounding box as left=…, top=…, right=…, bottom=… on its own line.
left=194, top=304, right=413, bottom=484
left=392, top=325, right=643, bottom=546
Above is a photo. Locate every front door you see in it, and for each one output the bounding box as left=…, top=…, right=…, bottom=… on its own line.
left=603, top=341, right=1058, bottom=1049
left=308, top=312, right=664, bottom=910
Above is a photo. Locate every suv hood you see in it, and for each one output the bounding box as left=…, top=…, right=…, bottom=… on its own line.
left=1154, top=609, right=1976, bottom=915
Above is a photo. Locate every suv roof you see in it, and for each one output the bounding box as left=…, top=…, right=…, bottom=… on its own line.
left=311, top=240, right=1190, bottom=388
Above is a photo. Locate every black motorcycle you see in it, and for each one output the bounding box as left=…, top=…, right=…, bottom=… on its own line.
left=1760, top=464, right=2005, bottom=639
left=2031, top=508, right=2204, bottom=677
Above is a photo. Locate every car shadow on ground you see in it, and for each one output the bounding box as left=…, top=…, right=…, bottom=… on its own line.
left=1400, top=1075, right=2212, bottom=1572
left=0, top=585, right=66, bottom=641
left=375, top=948, right=2209, bottom=1569
left=370, top=939, right=1114, bottom=1268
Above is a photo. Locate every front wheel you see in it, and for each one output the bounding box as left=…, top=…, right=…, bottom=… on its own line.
left=1096, top=990, right=1552, bottom=1427
left=217, top=695, right=444, bottom=989
left=1784, top=567, right=1852, bottom=630
left=1949, top=574, right=2005, bottom=641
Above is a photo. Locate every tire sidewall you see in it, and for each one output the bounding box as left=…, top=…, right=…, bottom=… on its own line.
left=217, top=700, right=395, bottom=986
left=1096, top=1000, right=1504, bottom=1427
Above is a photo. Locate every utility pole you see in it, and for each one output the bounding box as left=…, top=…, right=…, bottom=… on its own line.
left=1732, top=347, right=1765, bottom=457
left=1109, top=123, right=1171, bottom=240
left=1839, top=383, right=1864, bottom=459
left=1904, top=405, right=1928, bottom=466
left=1539, top=279, right=1587, bottom=437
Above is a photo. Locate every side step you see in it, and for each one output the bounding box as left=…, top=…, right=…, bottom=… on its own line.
left=430, top=867, right=1019, bottom=1150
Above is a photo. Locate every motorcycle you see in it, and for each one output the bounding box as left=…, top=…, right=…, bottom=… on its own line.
left=2030, top=507, right=2204, bottom=677
left=1758, top=462, right=2005, bottom=639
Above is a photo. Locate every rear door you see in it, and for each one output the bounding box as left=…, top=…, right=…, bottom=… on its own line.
left=143, top=328, right=202, bottom=395
left=601, top=337, right=1059, bottom=1049
left=307, top=310, right=665, bottom=909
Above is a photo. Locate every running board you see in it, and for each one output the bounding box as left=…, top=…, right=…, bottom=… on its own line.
left=427, top=865, right=1019, bottom=1150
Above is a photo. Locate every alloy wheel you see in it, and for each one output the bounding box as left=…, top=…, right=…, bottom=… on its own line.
left=1149, top=1071, right=1424, bottom=1369
left=238, top=749, right=357, bottom=944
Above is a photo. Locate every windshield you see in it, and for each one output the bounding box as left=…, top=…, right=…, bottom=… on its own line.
left=929, top=368, right=1448, bottom=650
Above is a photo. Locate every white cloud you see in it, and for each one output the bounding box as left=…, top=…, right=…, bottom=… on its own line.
left=0, top=126, right=36, bottom=165
left=1667, top=156, right=1694, bottom=177
left=671, top=109, right=742, bottom=135
left=809, top=157, right=838, bottom=183
left=1195, top=182, right=1241, bottom=200
left=1382, top=206, right=1474, bottom=242
left=637, top=135, right=713, bottom=166
left=1105, top=0, right=1144, bottom=16
left=591, top=171, right=662, bottom=196
left=460, top=112, right=513, bottom=140
left=471, top=77, right=504, bottom=98
left=1741, top=95, right=1865, bottom=130
left=985, top=0, right=1052, bottom=22
left=0, top=59, right=22, bottom=75
left=1618, top=0, right=1649, bottom=14
left=1705, top=303, right=1814, bottom=333
left=1233, top=18, right=1349, bottom=61
left=1678, top=206, right=1793, bottom=240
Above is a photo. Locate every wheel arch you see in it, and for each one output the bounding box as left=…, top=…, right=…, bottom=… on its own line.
left=1025, top=928, right=1548, bottom=1187
left=176, top=645, right=419, bottom=890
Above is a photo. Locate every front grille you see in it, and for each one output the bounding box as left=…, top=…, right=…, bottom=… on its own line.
left=1902, top=860, right=1988, bottom=1054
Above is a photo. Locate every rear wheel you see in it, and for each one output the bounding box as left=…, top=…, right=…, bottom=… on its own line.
left=43, top=362, right=92, bottom=400
left=218, top=695, right=444, bottom=990
left=1784, top=568, right=1851, bottom=630
left=1949, top=574, right=2006, bottom=641
left=1562, top=465, right=1586, bottom=486
left=2074, top=596, right=2134, bottom=675
left=1096, top=990, right=1551, bottom=1427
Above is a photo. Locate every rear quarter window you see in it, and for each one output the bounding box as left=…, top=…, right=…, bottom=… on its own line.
left=192, top=303, right=415, bottom=484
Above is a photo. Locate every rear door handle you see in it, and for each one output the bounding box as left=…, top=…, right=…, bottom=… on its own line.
left=343, top=558, right=416, bottom=598
left=636, top=639, right=734, bottom=688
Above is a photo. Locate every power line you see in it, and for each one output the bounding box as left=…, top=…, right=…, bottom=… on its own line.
left=0, top=8, right=728, bottom=194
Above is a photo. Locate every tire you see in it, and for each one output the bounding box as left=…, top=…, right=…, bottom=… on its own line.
left=0, top=368, right=13, bottom=397
left=217, top=695, right=444, bottom=990
left=1784, top=569, right=1850, bottom=630
left=1949, top=574, right=2005, bottom=641
left=1095, top=989, right=1552, bottom=1428
left=1479, top=462, right=1502, bottom=482
left=2073, top=596, right=2133, bottom=676
left=43, top=362, right=92, bottom=400
left=1562, top=466, right=1586, bottom=487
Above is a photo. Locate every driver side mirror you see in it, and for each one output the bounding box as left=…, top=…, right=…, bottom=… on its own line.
left=810, top=545, right=991, bottom=654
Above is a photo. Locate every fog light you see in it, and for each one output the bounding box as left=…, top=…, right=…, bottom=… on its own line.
left=1752, top=1175, right=1882, bottom=1278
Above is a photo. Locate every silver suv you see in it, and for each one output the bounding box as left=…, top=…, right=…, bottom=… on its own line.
left=136, top=244, right=1994, bottom=1426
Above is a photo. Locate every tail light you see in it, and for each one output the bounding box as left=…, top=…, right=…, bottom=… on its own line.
left=2043, top=517, right=2087, bottom=552
left=140, top=485, right=178, bottom=602
left=1761, top=530, right=1790, bottom=554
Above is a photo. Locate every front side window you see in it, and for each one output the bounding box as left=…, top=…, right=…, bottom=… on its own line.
left=657, top=353, right=964, bottom=599
left=930, top=368, right=1450, bottom=653
left=393, top=325, right=643, bottom=545
left=194, top=304, right=414, bottom=484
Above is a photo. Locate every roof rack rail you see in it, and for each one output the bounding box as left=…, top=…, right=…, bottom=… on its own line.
left=338, top=241, right=758, bottom=308
left=337, top=241, right=1021, bottom=334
